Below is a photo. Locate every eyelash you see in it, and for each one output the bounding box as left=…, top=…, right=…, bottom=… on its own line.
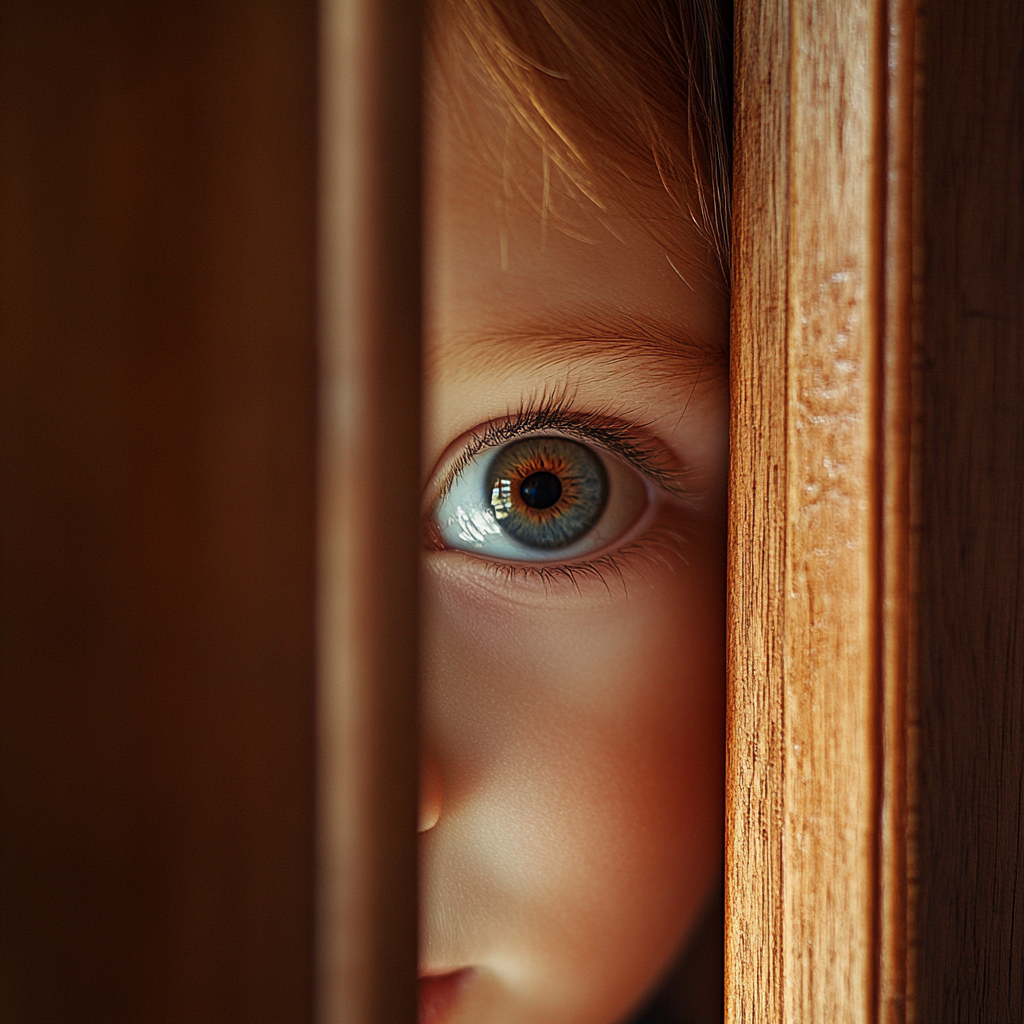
left=435, top=390, right=685, bottom=502
left=480, top=521, right=689, bottom=588
left=429, top=391, right=692, bottom=587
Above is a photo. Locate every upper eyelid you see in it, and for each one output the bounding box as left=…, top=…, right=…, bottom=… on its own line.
left=429, top=407, right=690, bottom=508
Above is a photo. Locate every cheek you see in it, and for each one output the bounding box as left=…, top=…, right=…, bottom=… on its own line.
left=421, top=550, right=725, bottom=1022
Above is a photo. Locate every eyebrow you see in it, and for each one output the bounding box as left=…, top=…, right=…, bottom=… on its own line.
left=428, top=308, right=728, bottom=386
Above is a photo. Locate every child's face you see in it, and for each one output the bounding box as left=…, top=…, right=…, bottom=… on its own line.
left=420, top=53, right=729, bottom=1024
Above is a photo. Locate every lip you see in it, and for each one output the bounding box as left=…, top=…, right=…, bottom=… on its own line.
left=418, top=968, right=473, bottom=1024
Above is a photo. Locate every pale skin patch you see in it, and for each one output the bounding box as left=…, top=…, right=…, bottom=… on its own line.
left=419, top=38, right=730, bottom=1024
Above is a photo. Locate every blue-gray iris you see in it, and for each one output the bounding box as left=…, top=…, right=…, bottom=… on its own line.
left=486, top=437, right=608, bottom=551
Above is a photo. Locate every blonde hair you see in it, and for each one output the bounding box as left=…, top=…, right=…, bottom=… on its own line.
left=430, top=0, right=732, bottom=284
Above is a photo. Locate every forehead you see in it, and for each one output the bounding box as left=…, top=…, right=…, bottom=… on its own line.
left=424, top=56, right=728, bottom=379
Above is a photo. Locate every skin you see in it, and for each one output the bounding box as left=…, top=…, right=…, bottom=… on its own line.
left=420, top=55, right=730, bottom=1024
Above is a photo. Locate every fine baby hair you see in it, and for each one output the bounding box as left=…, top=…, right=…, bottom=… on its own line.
left=428, top=0, right=732, bottom=282
left=420, top=2, right=733, bottom=1023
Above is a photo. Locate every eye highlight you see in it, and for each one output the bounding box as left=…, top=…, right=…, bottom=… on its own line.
left=433, top=432, right=649, bottom=564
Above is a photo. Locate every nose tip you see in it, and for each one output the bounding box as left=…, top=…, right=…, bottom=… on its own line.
left=419, top=754, right=443, bottom=833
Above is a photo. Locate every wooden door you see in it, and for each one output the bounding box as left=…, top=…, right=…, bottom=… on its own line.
left=726, top=1, right=1024, bottom=1022
left=3, top=1, right=1022, bottom=1022
left=913, top=2, right=1024, bottom=1018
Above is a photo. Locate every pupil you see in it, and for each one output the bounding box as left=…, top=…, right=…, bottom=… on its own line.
left=519, top=471, right=562, bottom=510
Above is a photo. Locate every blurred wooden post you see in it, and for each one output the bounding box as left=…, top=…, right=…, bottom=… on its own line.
left=317, top=0, right=422, bottom=1021
left=726, top=0, right=915, bottom=1020
left=1, top=2, right=318, bottom=1019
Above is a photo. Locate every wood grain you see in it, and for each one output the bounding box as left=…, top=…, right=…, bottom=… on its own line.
left=727, top=0, right=915, bottom=1019
left=316, top=0, right=423, bottom=1022
left=785, top=1, right=883, bottom=1018
left=725, top=0, right=789, bottom=1018
left=0, top=2, right=318, bottom=1019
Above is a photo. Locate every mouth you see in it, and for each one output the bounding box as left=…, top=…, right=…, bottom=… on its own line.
left=418, top=968, right=473, bottom=1024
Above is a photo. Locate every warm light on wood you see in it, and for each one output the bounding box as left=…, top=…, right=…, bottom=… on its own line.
left=725, top=0, right=789, bottom=1017
left=727, top=0, right=915, bottom=1020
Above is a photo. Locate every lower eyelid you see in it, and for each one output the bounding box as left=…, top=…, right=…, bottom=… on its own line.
left=433, top=502, right=696, bottom=597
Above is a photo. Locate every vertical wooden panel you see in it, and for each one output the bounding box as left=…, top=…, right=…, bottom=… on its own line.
left=728, top=0, right=914, bottom=1020
left=0, top=2, right=318, bottom=1020
left=784, top=1, right=883, bottom=1019
left=725, top=0, right=789, bottom=1017
left=914, top=1, right=1024, bottom=1019
left=317, top=0, right=422, bottom=1021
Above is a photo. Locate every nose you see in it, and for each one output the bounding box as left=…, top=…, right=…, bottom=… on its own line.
left=419, top=752, right=443, bottom=833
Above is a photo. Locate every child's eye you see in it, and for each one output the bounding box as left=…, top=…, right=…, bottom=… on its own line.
left=433, top=434, right=651, bottom=563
